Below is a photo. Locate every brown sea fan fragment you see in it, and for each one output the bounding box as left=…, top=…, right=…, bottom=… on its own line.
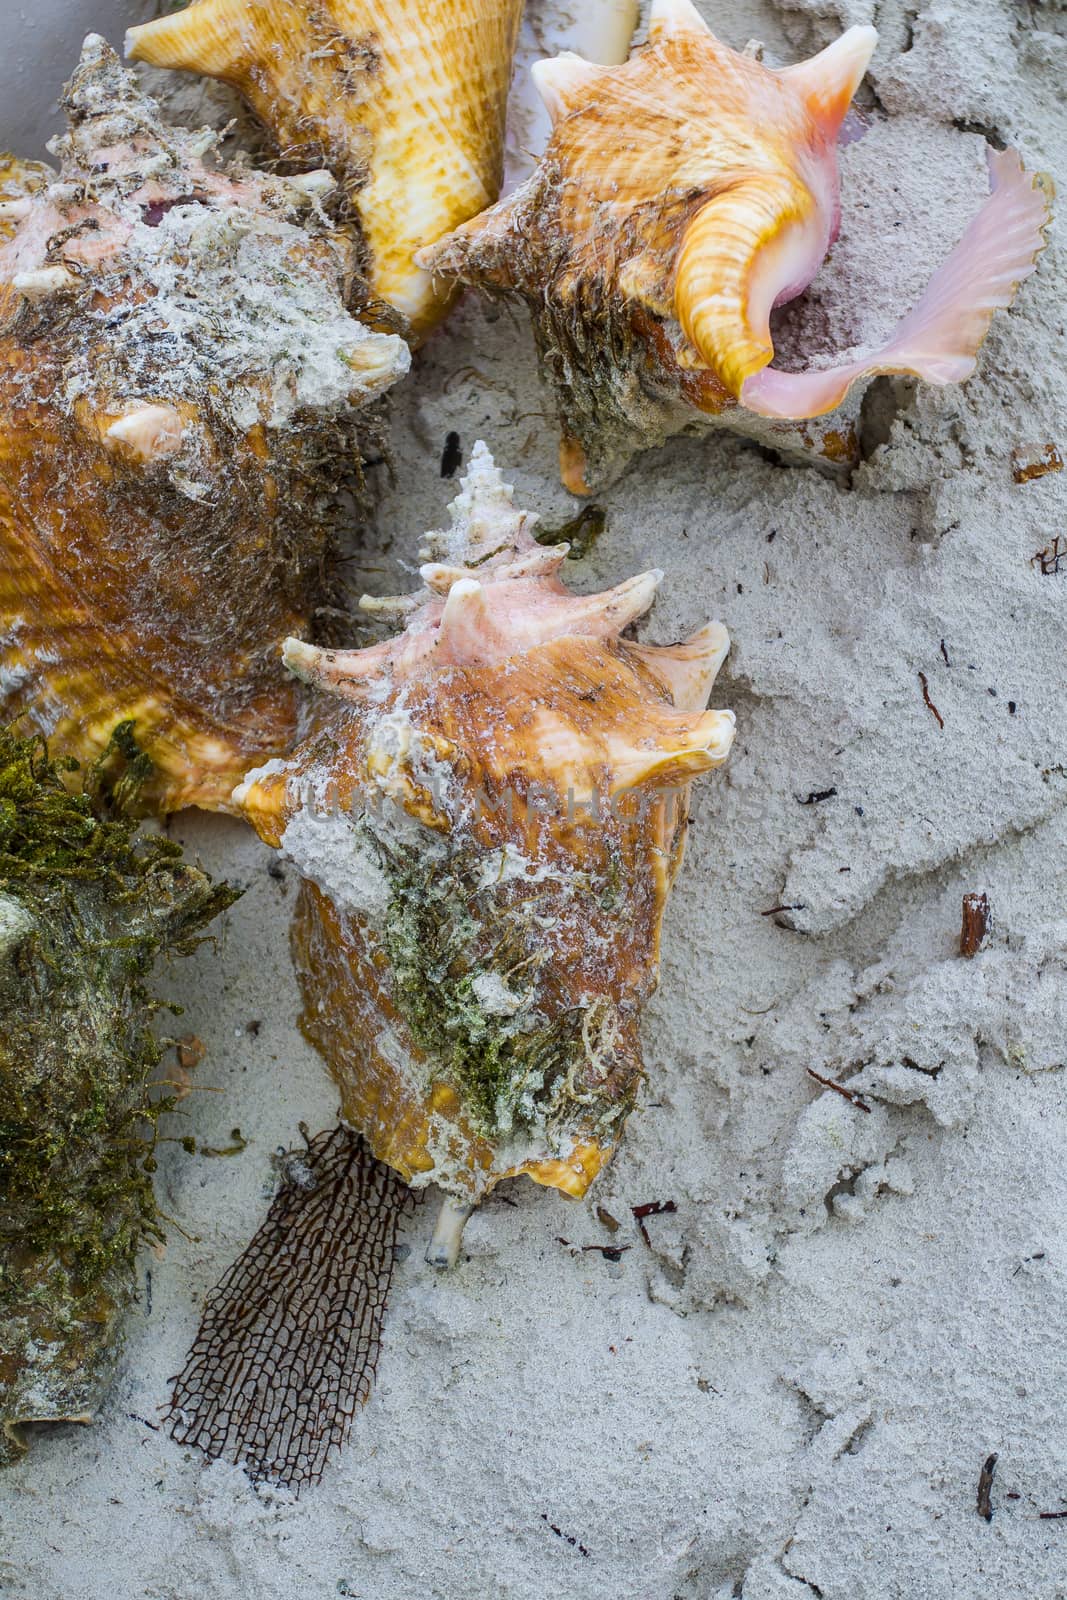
left=0, top=37, right=409, bottom=813
left=126, top=0, right=526, bottom=339
left=166, top=1124, right=415, bottom=1492
left=234, top=443, right=734, bottom=1257
left=421, top=0, right=1051, bottom=492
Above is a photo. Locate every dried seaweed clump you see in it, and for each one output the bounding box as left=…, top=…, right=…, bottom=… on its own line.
left=0, top=724, right=236, bottom=1461
left=167, top=1124, right=415, bottom=1492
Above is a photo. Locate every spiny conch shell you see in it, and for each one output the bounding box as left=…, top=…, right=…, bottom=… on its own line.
left=419, top=0, right=1053, bottom=493
left=126, top=0, right=526, bottom=340
left=0, top=724, right=235, bottom=1463
left=234, top=443, right=735, bottom=1265
left=0, top=37, right=409, bottom=813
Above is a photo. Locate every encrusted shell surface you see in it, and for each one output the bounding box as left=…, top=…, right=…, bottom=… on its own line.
left=0, top=38, right=409, bottom=813
left=0, top=725, right=234, bottom=1462
left=421, top=0, right=1052, bottom=492
left=235, top=443, right=734, bottom=1210
left=127, top=0, right=525, bottom=339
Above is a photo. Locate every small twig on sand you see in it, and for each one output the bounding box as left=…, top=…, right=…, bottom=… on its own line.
left=631, top=1200, right=678, bottom=1247
left=806, top=1068, right=871, bottom=1114
left=918, top=671, right=944, bottom=729
left=978, top=1452, right=999, bottom=1521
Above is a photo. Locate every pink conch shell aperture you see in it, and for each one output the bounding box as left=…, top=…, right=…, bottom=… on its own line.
left=420, top=0, right=1053, bottom=492
left=126, top=0, right=526, bottom=339
left=234, top=443, right=734, bottom=1264
left=0, top=38, right=409, bottom=813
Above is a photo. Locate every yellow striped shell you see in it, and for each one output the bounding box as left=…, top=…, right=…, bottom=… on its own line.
left=127, top=0, right=525, bottom=339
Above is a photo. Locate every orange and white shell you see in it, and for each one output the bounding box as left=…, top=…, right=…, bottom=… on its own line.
left=0, top=37, right=408, bottom=813
left=235, top=443, right=734, bottom=1213
left=421, top=0, right=1052, bottom=491
left=126, top=0, right=526, bottom=340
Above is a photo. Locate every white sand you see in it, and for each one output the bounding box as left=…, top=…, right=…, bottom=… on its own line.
left=2, top=1, right=1066, bottom=1595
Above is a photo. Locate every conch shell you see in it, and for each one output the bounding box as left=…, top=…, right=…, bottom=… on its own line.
left=421, top=0, right=1053, bottom=492
left=0, top=723, right=235, bottom=1462
left=126, top=0, right=526, bottom=339
left=0, top=38, right=409, bottom=813
left=235, top=443, right=734, bottom=1262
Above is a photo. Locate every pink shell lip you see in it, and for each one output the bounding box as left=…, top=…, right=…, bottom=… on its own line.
left=742, top=147, right=1054, bottom=419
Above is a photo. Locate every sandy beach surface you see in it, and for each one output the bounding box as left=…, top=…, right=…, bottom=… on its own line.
left=1, top=2, right=1066, bottom=1596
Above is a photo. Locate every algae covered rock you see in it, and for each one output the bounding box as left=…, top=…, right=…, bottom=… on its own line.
left=0, top=724, right=236, bottom=1461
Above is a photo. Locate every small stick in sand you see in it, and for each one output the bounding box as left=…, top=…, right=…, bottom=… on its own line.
left=426, top=1195, right=475, bottom=1269
left=978, top=1452, right=999, bottom=1521
left=806, top=1068, right=872, bottom=1113
left=631, top=1200, right=678, bottom=1247
left=918, top=671, right=945, bottom=729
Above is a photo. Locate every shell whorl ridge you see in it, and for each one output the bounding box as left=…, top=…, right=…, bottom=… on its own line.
left=126, top=0, right=525, bottom=338
left=235, top=443, right=734, bottom=1204
left=0, top=37, right=409, bottom=812
left=421, top=0, right=1052, bottom=491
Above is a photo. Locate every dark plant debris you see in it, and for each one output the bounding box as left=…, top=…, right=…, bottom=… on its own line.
left=534, top=503, right=608, bottom=561
left=960, top=893, right=991, bottom=958
left=540, top=1513, right=590, bottom=1557
left=977, top=1452, right=998, bottom=1522
left=1030, top=535, right=1067, bottom=576
left=198, top=1128, right=248, bottom=1159
left=631, top=1200, right=678, bottom=1247
left=806, top=1068, right=872, bottom=1113
left=918, top=671, right=944, bottom=729
left=557, top=1236, right=631, bottom=1264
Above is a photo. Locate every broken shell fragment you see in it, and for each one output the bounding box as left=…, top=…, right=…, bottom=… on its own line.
left=235, top=444, right=734, bottom=1254
left=0, top=37, right=409, bottom=813
left=103, top=404, right=185, bottom=464
left=421, top=5, right=1052, bottom=491
left=126, top=0, right=525, bottom=339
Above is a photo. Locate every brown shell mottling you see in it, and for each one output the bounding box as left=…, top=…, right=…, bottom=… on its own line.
left=0, top=38, right=408, bottom=811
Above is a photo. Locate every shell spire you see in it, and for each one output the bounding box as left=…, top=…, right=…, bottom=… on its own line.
left=420, top=18, right=1052, bottom=491
left=779, top=25, right=878, bottom=136
left=126, top=0, right=525, bottom=339
left=647, top=0, right=711, bottom=40
left=234, top=445, right=734, bottom=1252
left=0, top=37, right=408, bottom=813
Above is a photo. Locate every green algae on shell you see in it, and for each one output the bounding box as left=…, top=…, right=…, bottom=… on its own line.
left=0, top=723, right=236, bottom=1462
